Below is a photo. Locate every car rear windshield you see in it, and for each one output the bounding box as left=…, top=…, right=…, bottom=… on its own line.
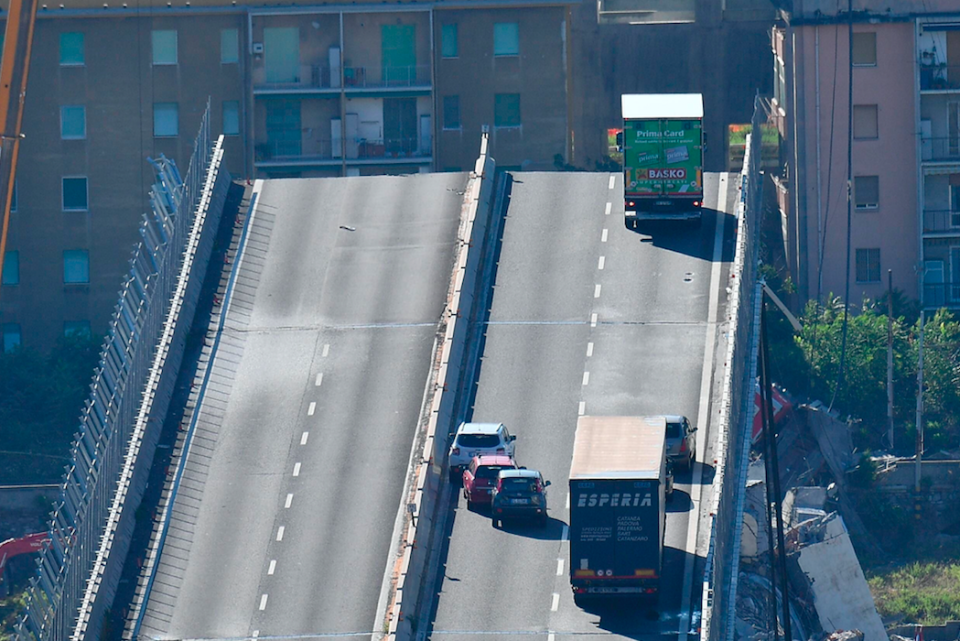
left=501, top=477, right=538, bottom=492
left=666, top=422, right=682, bottom=439
left=457, top=434, right=501, bottom=448
left=476, top=465, right=510, bottom=479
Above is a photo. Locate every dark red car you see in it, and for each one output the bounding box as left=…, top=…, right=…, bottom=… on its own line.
left=462, top=455, right=519, bottom=507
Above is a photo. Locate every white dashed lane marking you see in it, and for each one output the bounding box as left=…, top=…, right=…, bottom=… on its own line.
left=556, top=559, right=564, bottom=576
left=276, top=526, right=284, bottom=542
left=259, top=595, right=268, bottom=611
left=605, top=202, right=612, bottom=216
left=590, top=313, right=598, bottom=327
left=578, top=401, right=585, bottom=416
left=285, top=493, right=293, bottom=509
left=322, top=344, right=329, bottom=357
left=608, top=175, right=615, bottom=189
left=598, top=256, right=605, bottom=270
left=551, top=593, right=560, bottom=611
left=307, top=402, right=316, bottom=416
left=300, top=432, right=309, bottom=445
left=582, top=372, right=590, bottom=386
left=252, top=631, right=259, bottom=639
left=594, top=284, right=602, bottom=298
left=562, top=524, right=569, bottom=541
left=293, top=462, right=301, bottom=477
left=315, top=372, right=323, bottom=386
left=586, top=342, right=594, bottom=357
left=601, top=228, right=608, bottom=242
left=268, top=560, right=276, bottom=575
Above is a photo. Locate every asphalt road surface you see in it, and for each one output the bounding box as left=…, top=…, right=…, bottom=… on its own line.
left=138, top=173, right=468, bottom=640
left=426, top=171, right=737, bottom=641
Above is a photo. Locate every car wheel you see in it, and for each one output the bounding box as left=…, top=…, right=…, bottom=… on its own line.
left=492, top=518, right=500, bottom=529
left=463, top=488, right=469, bottom=501
left=687, top=451, right=695, bottom=471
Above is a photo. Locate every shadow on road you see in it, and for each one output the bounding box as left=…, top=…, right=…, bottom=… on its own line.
left=626, top=209, right=735, bottom=263
left=666, top=489, right=693, bottom=513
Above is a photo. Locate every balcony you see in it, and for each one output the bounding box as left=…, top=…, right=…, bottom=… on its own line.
left=343, top=65, right=431, bottom=92
left=921, top=137, right=960, bottom=163
left=254, top=65, right=340, bottom=95
left=255, top=139, right=339, bottom=167
left=923, top=209, right=960, bottom=235
left=348, top=137, right=431, bottom=164
left=923, top=282, right=960, bottom=309
left=920, top=63, right=960, bottom=91
left=254, top=137, right=431, bottom=167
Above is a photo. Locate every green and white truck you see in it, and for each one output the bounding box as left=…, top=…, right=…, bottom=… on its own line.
left=621, top=93, right=704, bottom=227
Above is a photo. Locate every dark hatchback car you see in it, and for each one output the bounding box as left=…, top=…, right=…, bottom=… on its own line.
left=491, top=468, right=550, bottom=528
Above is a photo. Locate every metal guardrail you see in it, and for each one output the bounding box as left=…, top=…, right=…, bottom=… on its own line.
left=15, top=101, right=228, bottom=641
left=699, top=96, right=763, bottom=641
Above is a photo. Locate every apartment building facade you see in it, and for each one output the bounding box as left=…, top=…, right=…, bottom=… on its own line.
left=773, top=0, right=960, bottom=311
left=0, top=0, right=573, bottom=351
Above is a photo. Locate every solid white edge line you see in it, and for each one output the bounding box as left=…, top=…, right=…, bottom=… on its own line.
left=259, top=594, right=268, bottom=611
left=267, top=559, right=276, bottom=575
left=551, top=593, right=560, bottom=611
left=284, top=493, right=293, bottom=508
left=307, top=402, right=316, bottom=416
left=679, top=173, right=728, bottom=641
left=276, top=526, right=284, bottom=542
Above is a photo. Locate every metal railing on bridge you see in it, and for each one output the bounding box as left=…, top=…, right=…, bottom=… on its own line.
left=15, top=102, right=230, bottom=641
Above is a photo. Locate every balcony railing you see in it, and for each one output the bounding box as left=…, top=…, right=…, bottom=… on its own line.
left=254, top=64, right=340, bottom=91
left=920, top=63, right=960, bottom=91
left=255, top=137, right=431, bottom=163
left=343, top=65, right=431, bottom=89
left=923, top=209, right=960, bottom=234
left=921, top=137, right=960, bottom=162
left=923, top=282, right=960, bottom=309
left=255, top=139, right=337, bottom=162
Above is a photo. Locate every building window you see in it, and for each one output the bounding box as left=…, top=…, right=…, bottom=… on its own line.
left=856, top=248, right=881, bottom=283
left=2, top=323, right=21, bottom=353
left=493, top=23, right=519, bottom=56
left=221, top=28, right=239, bottom=64
left=152, top=30, right=178, bottom=65
left=443, top=95, right=461, bottom=130
left=441, top=23, right=458, bottom=58
left=154, top=103, right=179, bottom=137
left=852, top=32, right=877, bottom=66
left=2, top=250, right=18, bottom=285
left=63, top=250, right=90, bottom=284
left=222, top=101, right=240, bottom=135
left=60, top=32, right=84, bottom=65
left=853, top=104, right=878, bottom=140
left=64, top=320, right=91, bottom=338
left=854, top=175, right=879, bottom=209
left=62, top=177, right=88, bottom=211
left=61, top=105, right=86, bottom=139
left=494, top=93, right=521, bottom=128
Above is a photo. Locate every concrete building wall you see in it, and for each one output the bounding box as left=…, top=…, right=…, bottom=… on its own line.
left=434, top=7, right=570, bottom=172
left=786, top=19, right=918, bottom=304
left=1, top=12, right=247, bottom=349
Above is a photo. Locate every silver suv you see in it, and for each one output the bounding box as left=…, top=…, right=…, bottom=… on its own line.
left=448, top=422, right=516, bottom=482
left=659, top=414, right=697, bottom=471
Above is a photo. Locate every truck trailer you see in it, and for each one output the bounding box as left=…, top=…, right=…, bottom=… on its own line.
left=568, top=415, right=667, bottom=606
left=621, top=93, right=704, bottom=227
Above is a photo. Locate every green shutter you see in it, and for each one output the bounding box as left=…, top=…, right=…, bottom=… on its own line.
left=264, top=27, right=300, bottom=83
left=382, top=24, right=416, bottom=85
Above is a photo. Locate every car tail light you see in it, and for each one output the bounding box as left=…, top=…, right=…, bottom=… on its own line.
left=452, top=447, right=460, bottom=455
left=645, top=588, right=657, bottom=594
left=680, top=440, right=687, bottom=453
left=496, top=508, right=502, bottom=513
left=496, top=448, right=505, bottom=454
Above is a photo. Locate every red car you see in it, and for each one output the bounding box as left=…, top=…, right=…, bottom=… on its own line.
left=462, top=455, right=519, bottom=507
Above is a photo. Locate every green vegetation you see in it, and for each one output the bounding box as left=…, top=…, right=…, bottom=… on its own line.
left=765, top=292, right=960, bottom=454
left=868, top=562, right=960, bottom=625
left=0, top=587, right=30, bottom=641
left=0, top=334, right=101, bottom=484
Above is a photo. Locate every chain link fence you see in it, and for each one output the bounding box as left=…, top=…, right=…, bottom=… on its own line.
left=699, top=96, right=764, bottom=641
left=15, top=101, right=231, bottom=641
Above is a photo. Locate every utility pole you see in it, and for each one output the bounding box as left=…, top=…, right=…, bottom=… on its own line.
left=887, top=269, right=894, bottom=451
left=914, top=310, right=925, bottom=496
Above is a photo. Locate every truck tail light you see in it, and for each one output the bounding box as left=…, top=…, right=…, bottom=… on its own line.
left=693, top=200, right=701, bottom=207
left=452, top=447, right=460, bottom=455
left=645, top=588, right=657, bottom=594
